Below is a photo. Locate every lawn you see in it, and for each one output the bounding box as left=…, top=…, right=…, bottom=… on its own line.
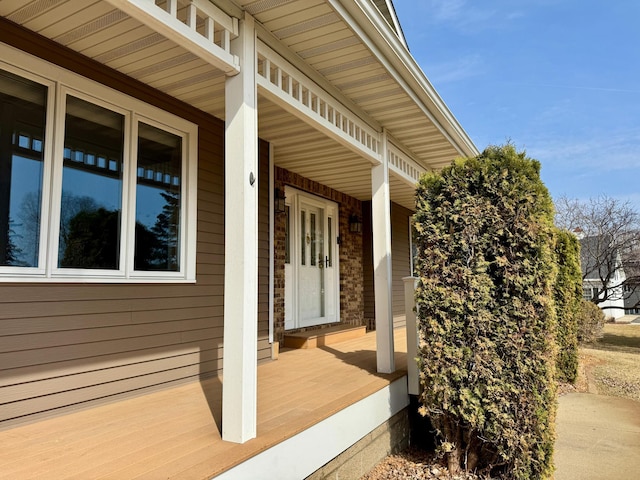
left=579, top=323, right=640, bottom=402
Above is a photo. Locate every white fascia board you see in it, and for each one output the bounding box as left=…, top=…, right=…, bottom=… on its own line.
left=329, top=0, right=479, bottom=159
left=215, top=377, right=409, bottom=480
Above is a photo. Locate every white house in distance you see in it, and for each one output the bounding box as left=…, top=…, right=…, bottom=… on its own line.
left=0, top=0, right=478, bottom=477
left=579, top=234, right=626, bottom=320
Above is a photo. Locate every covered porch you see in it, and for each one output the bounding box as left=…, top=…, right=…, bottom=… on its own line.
left=0, top=329, right=408, bottom=479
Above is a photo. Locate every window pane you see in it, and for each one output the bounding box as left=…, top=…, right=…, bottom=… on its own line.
left=327, top=217, right=332, bottom=267
left=59, top=96, right=124, bottom=269
left=301, top=210, right=306, bottom=266
left=0, top=69, right=47, bottom=267
left=135, top=123, right=182, bottom=271
left=284, top=205, right=290, bottom=264
left=310, top=213, right=316, bottom=266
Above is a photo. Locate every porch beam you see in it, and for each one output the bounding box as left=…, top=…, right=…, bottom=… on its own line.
left=222, top=12, right=258, bottom=444
left=388, top=141, right=426, bottom=186
left=104, top=0, right=240, bottom=75
left=256, top=41, right=381, bottom=165
left=371, top=130, right=395, bottom=374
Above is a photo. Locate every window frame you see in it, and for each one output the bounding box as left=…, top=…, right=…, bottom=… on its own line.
left=0, top=44, right=198, bottom=283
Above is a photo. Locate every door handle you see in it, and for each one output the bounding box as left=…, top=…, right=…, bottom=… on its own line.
left=325, top=256, right=329, bottom=268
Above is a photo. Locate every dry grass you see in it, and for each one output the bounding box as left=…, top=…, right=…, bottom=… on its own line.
left=579, top=323, right=640, bottom=402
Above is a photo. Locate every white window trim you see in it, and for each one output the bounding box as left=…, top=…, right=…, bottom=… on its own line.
left=0, top=43, right=198, bottom=283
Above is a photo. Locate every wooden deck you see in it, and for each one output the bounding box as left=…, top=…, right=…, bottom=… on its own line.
left=0, top=329, right=408, bottom=479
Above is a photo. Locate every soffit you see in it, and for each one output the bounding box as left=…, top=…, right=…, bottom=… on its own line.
left=0, top=0, right=460, bottom=210
left=236, top=0, right=467, bottom=172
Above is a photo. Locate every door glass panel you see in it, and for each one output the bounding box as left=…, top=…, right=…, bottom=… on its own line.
left=59, top=95, right=123, bottom=269
left=300, top=210, right=306, bottom=266
left=134, top=122, right=182, bottom=271
left=327, top=217, right=332, bottom=267
left=0, top=69, right=47, bottom=267
left=310, top=213, right=316, bottom=266
left=284, top=205, right=290, bottom=264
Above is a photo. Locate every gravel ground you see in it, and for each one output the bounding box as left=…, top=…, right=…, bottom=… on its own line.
left=360, top=447, right=491, bottom=480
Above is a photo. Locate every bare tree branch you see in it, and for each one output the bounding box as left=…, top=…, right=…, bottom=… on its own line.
left=555, top=195, right=640, bottom=309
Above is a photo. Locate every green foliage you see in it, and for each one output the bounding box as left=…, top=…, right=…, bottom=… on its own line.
left=577, top=299, right=605, bottom=343
left=553, top=230, right=582, bottom=383
left=413, top=144, right=557, bottom=479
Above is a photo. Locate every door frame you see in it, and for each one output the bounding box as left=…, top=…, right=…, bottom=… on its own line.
left=284, top=186, right=340, bottom=330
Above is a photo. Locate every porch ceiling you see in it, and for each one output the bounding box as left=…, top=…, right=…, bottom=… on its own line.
left=0, top=0, right=474, bottom=210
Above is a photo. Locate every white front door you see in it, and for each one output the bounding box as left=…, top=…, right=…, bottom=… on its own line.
left=284, top=188, right=339, bottom=329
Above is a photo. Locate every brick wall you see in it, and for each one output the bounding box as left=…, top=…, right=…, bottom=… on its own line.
left=273, top=167, right=364, bottom=343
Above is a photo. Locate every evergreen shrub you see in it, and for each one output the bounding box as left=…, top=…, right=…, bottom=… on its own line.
left=553, top=229, right=582, bottom=383
left=413, top=145, right=557, bottom=479
left=577, top=300, right=605, bottom=343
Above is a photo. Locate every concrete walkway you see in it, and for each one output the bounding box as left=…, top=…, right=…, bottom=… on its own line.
left=555, top=393, right=640, bottom=479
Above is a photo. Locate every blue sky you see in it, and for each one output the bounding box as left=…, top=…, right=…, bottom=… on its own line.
left=393, top=0, right=640, bottom=208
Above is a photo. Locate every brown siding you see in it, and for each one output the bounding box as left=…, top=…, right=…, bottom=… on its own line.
left=362, top=202, right=413, bottom=330
left=391, top=203, right=413, bottom=328
left=0, top=20, right=271, bottom=428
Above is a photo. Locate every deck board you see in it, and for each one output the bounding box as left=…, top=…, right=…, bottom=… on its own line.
left=0, top=329, right=408, bottom=479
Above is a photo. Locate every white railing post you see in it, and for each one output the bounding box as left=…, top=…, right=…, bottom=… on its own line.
left=403, top=276, right=420, bottom=396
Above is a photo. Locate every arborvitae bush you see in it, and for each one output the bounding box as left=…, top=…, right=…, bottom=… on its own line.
left=553, top=229, right=582, bottom=383
left=577, top=300, right=605, bottom=343
left=413, top=145, right=557, bottom=479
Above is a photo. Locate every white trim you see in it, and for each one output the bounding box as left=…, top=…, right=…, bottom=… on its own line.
left=216, top=376, right=409, bottom=480
left=284, top=186, right=340, bottom=330
left=103, top=0, right=240, bottom=75
left=222, top=12, right=258, bottom=444
left=328, top=0, right=478, bottom=158
left=403, top=276, right=420, bottom=396
left=256, top=40, right=381, bottom=165
left=0, top=42, right=198, bottom=283
left=372, top=130, right=395, bottom=374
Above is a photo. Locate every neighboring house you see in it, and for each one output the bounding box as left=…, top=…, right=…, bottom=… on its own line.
left=0, top=0, right=477, bottom=476
left=580, top=235, right=626, bottom=320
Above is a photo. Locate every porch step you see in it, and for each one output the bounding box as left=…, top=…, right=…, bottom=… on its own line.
left=283, top=325, right=366, bottom=349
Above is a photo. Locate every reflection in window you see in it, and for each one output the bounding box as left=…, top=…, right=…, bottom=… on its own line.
left=59, top=96, right=124, bottom=269
left=135, top=123, right=182, bottom=271
left=0, top=69, right=47, bottom=267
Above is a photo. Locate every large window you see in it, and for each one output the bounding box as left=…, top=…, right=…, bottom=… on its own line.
left=0, top=51, right=197, bottom=282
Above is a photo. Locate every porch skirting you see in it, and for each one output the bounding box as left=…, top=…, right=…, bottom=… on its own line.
left=215, top=376, right=409, bottom=480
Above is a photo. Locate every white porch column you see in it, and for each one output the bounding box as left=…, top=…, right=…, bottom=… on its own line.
left=371, top=131, right=395, bottom=374
left=222, top=12, right=258, bottom=444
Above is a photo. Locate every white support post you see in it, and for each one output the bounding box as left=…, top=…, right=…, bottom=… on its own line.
left=371, top=131, right=395, bottom=374
left=403, top=276, right=420, bottom=395
left=222, top=12, right=258, bottom=444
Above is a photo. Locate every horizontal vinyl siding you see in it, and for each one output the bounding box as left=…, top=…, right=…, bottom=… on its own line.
left=391, top=204, right=413, bottom=329
left=362, top=202, right=412, bottom=330
left=0, top=24, right=272, bottom=429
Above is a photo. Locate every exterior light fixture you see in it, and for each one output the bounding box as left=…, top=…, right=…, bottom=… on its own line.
left=349, top=214, right=362, bottom=234
left=274, top=188, right=286, bottom=214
